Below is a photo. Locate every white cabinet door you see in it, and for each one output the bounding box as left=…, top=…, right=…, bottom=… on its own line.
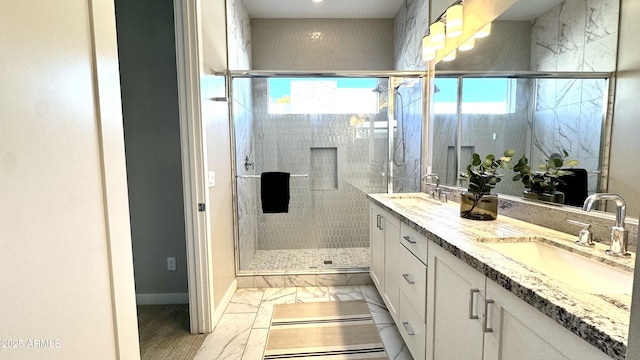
left=427, top=244, right=485, bottom=360
left=484, top=280, right=611, bottom=360
left=382, top=213, right=401, bottom=320
left=369, top=204, right=385, bottom=291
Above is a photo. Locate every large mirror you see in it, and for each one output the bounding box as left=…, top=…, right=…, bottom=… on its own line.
left=430, top=0, right=619, bottom=208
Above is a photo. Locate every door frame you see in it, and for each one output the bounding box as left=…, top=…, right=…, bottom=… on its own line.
left=173, top=0, right=215, bottom=334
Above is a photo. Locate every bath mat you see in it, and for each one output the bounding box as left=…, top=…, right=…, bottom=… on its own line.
left=263, top=300, right=387, bottom=359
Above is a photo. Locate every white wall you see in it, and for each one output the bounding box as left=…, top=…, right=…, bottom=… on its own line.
left=0, top=0, right=139, bottom=358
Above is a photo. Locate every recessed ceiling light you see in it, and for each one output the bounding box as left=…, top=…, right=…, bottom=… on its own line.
left=311, top=0, right=323, bottom=3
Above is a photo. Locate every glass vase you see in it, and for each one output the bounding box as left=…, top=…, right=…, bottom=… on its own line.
left=460, top=191, right=498, bottom=221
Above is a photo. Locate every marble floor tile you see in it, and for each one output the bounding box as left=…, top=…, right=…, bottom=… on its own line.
left=284, top=274, right=316, bottom=287
left=225, top=288, right=264, bottom=313
left=241, top=328, right=268, bottom=360
left=296, top=286, right=330, bottom=302
left=253, top=287, right=297, bottom=329
left=194, top=313, right=255, bottom=360
left=328, top=285, right=364, bottom=301
left=196, top=285, right=412, bottom=360
left=361, top=285, right=393, bottom=324
left=377, top=323, right=414, bottom=360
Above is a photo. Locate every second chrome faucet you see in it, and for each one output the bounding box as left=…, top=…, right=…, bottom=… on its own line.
left=582, top=193, right=631, bottom=257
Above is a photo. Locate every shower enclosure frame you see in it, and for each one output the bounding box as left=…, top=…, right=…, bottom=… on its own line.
left=225, top=70, right=427, bottom=276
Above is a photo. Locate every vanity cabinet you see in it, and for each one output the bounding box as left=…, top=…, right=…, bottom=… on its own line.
left=427, top=242, right=486, bottom=360
left=369, top=203, right=400, bottom=319
left=483, top=280, right=611, bottom=360
left=427, top=244, right=611, bottom=360
left=369, top=202, right=428, bottom=359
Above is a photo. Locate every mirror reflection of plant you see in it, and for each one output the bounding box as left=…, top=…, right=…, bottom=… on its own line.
left=460, top=149, right=515, bottom=215
left=512, top=150, right=579, bottom=194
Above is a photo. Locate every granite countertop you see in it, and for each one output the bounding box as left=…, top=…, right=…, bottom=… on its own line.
left=368, top=192, right=636, bottom=360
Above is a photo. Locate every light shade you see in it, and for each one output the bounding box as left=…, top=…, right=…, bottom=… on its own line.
left=459, top=37, right=475, bottom=51
left=475, top=22, right=492, bottom=38
left=429, top=22, right=445, bottom=50
left=446, top=4, right=463, bottom=38
left=443, top=49, right=457, bottom=62
left=422, top=36, right=436, bottom=61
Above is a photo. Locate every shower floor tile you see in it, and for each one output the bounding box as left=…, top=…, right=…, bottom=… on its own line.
left=247, top=247, right=370, bottom=271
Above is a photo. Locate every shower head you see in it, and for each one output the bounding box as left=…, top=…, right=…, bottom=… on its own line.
left=372, top=85, right=388, bottom=93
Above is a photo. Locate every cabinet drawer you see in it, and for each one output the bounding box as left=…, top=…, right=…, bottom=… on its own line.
left=400, top=223, right=428, bottom=264
left=398, top=291, right=426, bottom=360
left=398, top=244, right=427, bottom=319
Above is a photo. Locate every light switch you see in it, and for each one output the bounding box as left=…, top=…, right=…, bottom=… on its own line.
left=208, top=171, right=215, bottom=187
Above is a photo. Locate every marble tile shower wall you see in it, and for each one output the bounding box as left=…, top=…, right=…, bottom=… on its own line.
left=227, top=0, right=256, bottom=269
left=530, top=0, right=619, bottom=194
left=251, top=79, right=388, bottom=251
left=393, top=0, right=429, bottom=71
left=391, top=0, right=428, bottom=192
left=393, top=81, right=423, bottom=193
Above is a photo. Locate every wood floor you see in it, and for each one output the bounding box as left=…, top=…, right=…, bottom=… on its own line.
left=137, top=304, right=207, bottom=360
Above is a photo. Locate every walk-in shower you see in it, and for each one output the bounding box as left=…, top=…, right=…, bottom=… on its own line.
left=229, top=72, right=425, bottom=275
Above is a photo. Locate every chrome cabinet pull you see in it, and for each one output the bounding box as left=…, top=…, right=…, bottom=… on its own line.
left=376, top=214, right=381, bottom=229
left=402, top=321, right=415, bottom=336
left=483, top=299, right=495, bottom=333
left=468, top=288, right=480, bottom=320
left=379, top=216, right=384, bottom=230
left=403, top=235, right=417, bottom=244
left=402, top=273, right=415, bottom=284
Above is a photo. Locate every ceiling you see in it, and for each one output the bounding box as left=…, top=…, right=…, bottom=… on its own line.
left=243, top=0, right=564, bottom=21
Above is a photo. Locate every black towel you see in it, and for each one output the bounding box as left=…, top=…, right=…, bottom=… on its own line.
left=261, top=172, right=290, bottom=213
left=557, top=168, right=588, bottom=207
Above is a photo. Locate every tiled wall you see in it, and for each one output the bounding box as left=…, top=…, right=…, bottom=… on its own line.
left=393, top=80, right=424, bottom=193
left=250, top=80, right=388, bottom=251
left=530, top=0, right=618, bottom=194
left=227, top=0, right=257, bottom=270
left=393, top=0, right=429, bottom=71
left=392, top=0, right=428, bottom=192
left=251, top=19, right=394, bottom=70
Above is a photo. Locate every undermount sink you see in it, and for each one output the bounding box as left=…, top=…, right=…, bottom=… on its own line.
left=482, top=239, right=634, bottom=295
left=387, top=195, right=442, bottom=207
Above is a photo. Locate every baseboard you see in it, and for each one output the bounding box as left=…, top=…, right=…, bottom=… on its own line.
left=212, top=279, right=237, bottom=326
left=136, top=292, right=189, bottom=305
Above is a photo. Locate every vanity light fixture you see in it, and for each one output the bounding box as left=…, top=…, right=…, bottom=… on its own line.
left=446, top=4, right=463, bottom=38
left=429, top=22, right=446, bottom=50
left=458, top=37, right=475, bottom=51
left=474, top=22, right=492, bottom=38
left=422, top=36, right=436, bottom=61
left=443, top=49, right=457, bottom=62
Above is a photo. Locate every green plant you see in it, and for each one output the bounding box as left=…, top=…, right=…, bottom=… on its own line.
left=460, top=149, right=515, bottom=217
left=512, top=150, right=579, bottom=194
left=463, top=149, right=516, bottom=194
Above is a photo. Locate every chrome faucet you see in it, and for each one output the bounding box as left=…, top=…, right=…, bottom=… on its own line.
left=582, top=193, right=630, bottom=256
left=422, top=174, right=441, bottom=199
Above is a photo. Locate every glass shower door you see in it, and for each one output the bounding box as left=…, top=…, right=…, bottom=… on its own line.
left=233, top=76, right=391, bottom=273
